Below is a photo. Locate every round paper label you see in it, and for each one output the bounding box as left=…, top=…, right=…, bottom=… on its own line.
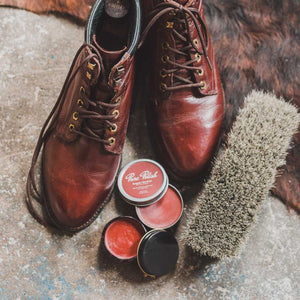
left=121, top=161, right=164, bottom=199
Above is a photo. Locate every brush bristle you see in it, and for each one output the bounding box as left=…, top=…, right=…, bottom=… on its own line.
left=184, top=90, right=300, bottom=259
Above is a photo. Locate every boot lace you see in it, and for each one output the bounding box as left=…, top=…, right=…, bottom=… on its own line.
left=139, top=0, right=212, bottom=91
left=26, top=43, right=122, bottom=225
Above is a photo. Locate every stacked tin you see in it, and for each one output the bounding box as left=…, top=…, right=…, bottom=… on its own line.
left=102, top=159, right=184, bottom=277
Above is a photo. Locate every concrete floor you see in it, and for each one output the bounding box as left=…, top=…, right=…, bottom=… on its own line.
left=0, top=8, right=299, bottom=300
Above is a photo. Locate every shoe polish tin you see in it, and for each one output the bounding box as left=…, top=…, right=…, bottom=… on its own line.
left=137, top=229, right=179, bottom=277
left=102, top=216, right=147, bottom=260
left=117, top=159, right=169, bottom=206
left=135, top=184, right=184, bottom=230
left=102, top=218, right=179, bottom=277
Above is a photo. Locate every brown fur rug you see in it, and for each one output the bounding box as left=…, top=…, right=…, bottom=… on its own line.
left=0, top=0, right=93, bottom=21
left=1, top=0, right=299, bottom=212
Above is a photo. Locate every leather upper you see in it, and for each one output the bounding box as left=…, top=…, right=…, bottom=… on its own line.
left=144, top=0, right=225, bottom=179
left=40, top=0, right=141, bottom=230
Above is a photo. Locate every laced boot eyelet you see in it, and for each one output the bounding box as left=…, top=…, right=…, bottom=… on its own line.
left=116, top=65, right=125, bottom=74
left=161, top=55, right=169, bottom=63
left=88, top=62, right=96, bottom=70
left=162, top=42, right=169, bottom=50
left=73, top=112, right=79, bottom=121
left=193, top=39, right=199, bottom=46
left=200, top=81, right=206, bottom=90
left=169, top=10, right=176, bottom=16
left=160, top=70, right=167, bottom=78
left=112, top=110, right=119, bottom=119
left=160, top=83, right=167, bottom=92
left=80, top=86, right=85, bottom=94
left=113, top=77, right=122, bottom=86
left=195, top=53, right=201, bottom=62
left=110, top=124, right=117, bottom=133
left=166, top=21, right=174, bottom=28
left=77, top=99, right=84, bottom=107
left=197, top=68, right=204, bottom=76
left=69, top=124, right=75, bottom=131
left=114, top=96, right=121, bottom=104
left=108, top=137, right=115, bottom=145
left=86, top=72, right=92, bottom=80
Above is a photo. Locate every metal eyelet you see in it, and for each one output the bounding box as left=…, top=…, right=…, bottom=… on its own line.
left=160, top=83, right=167, bottom=92
left=86, top=72, right=92, bottom=80
left=188, top=20, right=193, bottom=26
left=77, top=99, right=84, bottom=106
left=200, top=81, right=206, bottom=90
left=88, top=62, right=96, bottom=70
left=108, top=137, right=115, bottom=145
left=69, top=124, right=75, bottom=131
left=160, top=70, right=167, bottom=78
left=114, top=96, right=121, bottom=103
left=169, top=10, right=176, bottom=16
left=197, top=68, right=204, bottom=76
left=193, top=39, right=199, bottom=46
left=113, top=77, right=122, bottom=86
left=166, top=21, right=174, bottom=28
left=195, top=53, right=201, bottom=62
left=80, top=86, right=85, bottom=94
left=112, top=110, right=119, bottom=119
left=73, top=112, right=79, bottom=121
left=110, top=124, right=117, bottom=133
left=116, top=65, right=125, bottom=74
left=162, top=42, right=169, bottom=50
left=161, top=55, right=169, bottom=63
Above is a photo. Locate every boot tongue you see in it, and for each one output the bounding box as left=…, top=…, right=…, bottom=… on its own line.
left=92, top=35, right=127, bottom=71
left=158, top=0, right=193, bottom=5
left=153, top=0, right=190, bottom=6
left=170, top=1, right=199, bottom=91
left=86, top=37, right=127, bottom=134
left=98, top=45, right=127, bottom=71
left=174, top=0, right=198, bottom=8
left=175, top=0, right=189, bottom=4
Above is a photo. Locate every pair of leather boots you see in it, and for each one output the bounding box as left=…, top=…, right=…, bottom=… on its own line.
left=26, top=0, right=225, bottom=232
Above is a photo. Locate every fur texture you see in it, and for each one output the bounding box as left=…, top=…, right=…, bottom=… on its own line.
left=184, top=90, right=300, bottom=258
left=0, top=0, right=93, bottom=21
left=1, top=0, right=299, bottom=210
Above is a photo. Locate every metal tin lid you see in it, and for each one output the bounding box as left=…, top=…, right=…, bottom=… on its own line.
left=118, top=159, right=169, bottom=206
left=135, top=185, right=184, bottom=229
left=137, top=230, right=179, bottom=277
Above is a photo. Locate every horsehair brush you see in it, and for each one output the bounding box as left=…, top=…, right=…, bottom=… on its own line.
left=184, top=90, right=300, bottom=259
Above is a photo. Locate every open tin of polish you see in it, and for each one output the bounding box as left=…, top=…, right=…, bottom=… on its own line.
left=109, top=159, right=183, bottom=276
left=103, top=216, right=146, bottom=260
left=117, top=159, right=169, bottom=206
left=102, top=217, right=179, bottom=277
left=135, top=185, right=184, bottom=230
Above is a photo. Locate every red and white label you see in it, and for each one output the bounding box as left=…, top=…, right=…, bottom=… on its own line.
left=121, top=161, right=164, bottom=199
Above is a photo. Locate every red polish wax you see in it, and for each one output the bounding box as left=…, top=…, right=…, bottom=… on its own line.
left=136, top=186, right=183, bottom=229
left=104, top=217, right=145, bottom=260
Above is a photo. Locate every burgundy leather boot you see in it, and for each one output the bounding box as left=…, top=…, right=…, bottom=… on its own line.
left=26, top=0, right=141, bottom=232
left=141, top=0, right=225, bottom=180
